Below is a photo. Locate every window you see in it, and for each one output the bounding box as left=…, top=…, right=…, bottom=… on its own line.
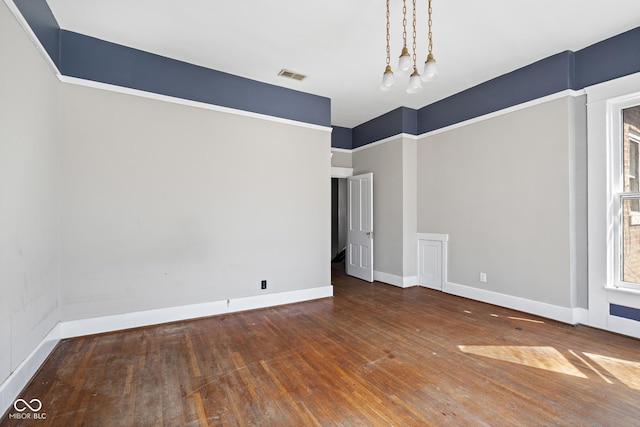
left=617, top=105, right=640, bottom=289
left=586, top=74, right=640, bottom=334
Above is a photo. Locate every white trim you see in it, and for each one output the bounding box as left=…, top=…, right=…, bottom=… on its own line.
left=605, top=285, right=640, bottom=296
left=585, top=71, right=640, bottom=104
left=374, top=271, right=417, bottom=288
left=0, top=325, right=61, bottom=417
left=4, top=0, right=61, bottom=77
left=416, top=232, right=449, bottom=242
left=607, top=315, right=640, bottom=340
left=605, top=287, right=640, bottom=311
left=60, top=286, right=333, bottom=339
left=352, top=133, right=418, bottom=153
left=331, top=148, right=352, bottom=154
left=59, top=76, right=332, bottom=133
left=442, top=281, right=581, bottom=324
left=331, top=167, right=354, bottom=178
left=573, top=308, right=589, bottom=325
left=417, top=89, right=586, bottom=139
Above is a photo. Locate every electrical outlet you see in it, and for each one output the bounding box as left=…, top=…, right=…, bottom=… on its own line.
left=479, top=272, right=487, bottom=283
left=261, top=280, right=267, bottom=290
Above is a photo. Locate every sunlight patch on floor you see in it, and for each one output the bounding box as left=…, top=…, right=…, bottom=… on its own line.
left=584, top=353, right=640, bottom=390
left=507, top=316, right=545, bottom=324
left=568, top=350, right=613, bottom=384
left=458, top=345, right=587, bottom=378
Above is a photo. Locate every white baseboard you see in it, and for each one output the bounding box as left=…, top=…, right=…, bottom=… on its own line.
left=0, top=325, right=61, bottom=418
left=606, top=315, right=640, bottom=340
left=374, top=271, right=417, bottom=288
left=572, top=308, right=590, bottom=325
left=60, top=286, right=333, bottom=339
left=443, top=281, right=580, bottom=324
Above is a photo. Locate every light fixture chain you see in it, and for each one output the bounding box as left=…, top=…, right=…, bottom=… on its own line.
left=402, top=0, right=407, bottom=47
left=412, top=0, right=417, bottom=68
left=428, top=0, right=433, bottom=54
left=386, top=0, right=391, bottom=65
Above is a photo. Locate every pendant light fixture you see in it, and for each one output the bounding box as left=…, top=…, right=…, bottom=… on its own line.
left=380, top=0, right=395, bottom=91
left=421, top=0, right=439, bottom=82
left=406, top=0, right=422, bottom=93
left=397, top=0, right=412, bottom=75
left=380, top=0, right=438, bottom=94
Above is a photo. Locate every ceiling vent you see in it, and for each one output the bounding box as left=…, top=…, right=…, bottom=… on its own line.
left=278, top=69, right=307, bottom=81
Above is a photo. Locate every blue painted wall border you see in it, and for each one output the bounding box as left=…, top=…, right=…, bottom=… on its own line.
left=417, top=51, right=574, bottom=134
left=331, top=127, right=353, bottom=150
left=344, top=26, right=640, bottom=149
left=352, top=107, right=418, bottom=149
left=610, top=304, right=640, bottom=322
left=13, top=0, right=60, bottom=68
left=60, top=31, right=331, bottom=127
left=574, top=27, right=640, bottom=89
left=11, top=0, right=640, bottom=146
left=13, top=0, right=330, bottom=128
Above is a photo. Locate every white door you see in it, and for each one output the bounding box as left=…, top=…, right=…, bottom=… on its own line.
left=419, top=239, right=442, bottom=289
left=347, top=173, right=374, bottom=282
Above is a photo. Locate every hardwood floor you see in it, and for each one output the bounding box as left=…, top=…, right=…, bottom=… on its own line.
left=3, top=264, right=640, bottom=426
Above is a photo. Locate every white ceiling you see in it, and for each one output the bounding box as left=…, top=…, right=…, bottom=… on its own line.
left=47, top=0, right=640, bottom=128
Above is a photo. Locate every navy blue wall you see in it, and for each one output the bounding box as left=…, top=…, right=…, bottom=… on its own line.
left=13, top=0, right=60, bottom=68
left=610, top=304, right=640, bottom=322
left=12, top=0, right=640, bottom=147
left=60, top=31, right=330, bottom=127
left=14, top=0, right=330, bottom=128
left=417, top=52, right=574, bottom=134
left=352, top=107, right=418, bottom=148
left=344, top=26, right=640, bottom=149
left=574, top=27, right=640, bottom=90
left=331, top=127, right=353, bottom=150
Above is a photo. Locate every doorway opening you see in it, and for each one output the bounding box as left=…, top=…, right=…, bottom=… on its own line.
left=331, top=177, right=348, bottom=274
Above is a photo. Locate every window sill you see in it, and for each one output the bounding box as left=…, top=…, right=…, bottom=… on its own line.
left=605, top=285, right=640, bottom=296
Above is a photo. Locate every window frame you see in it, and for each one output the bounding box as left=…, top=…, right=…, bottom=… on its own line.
left=586, top=72, right=640, bottom=337
left=611, top=100, right=640, bottom=291
left=627, top=135, right=640, bottom=222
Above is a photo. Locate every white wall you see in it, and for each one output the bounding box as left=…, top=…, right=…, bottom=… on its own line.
left=59, top=84, right=331, bottom=320
left=0, top=0, right=60, bottom=386
left=417, top=96, right=580, bottom=308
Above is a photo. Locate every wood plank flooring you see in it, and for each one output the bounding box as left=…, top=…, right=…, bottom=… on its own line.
left=3, top=264, right=640, bottom=426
